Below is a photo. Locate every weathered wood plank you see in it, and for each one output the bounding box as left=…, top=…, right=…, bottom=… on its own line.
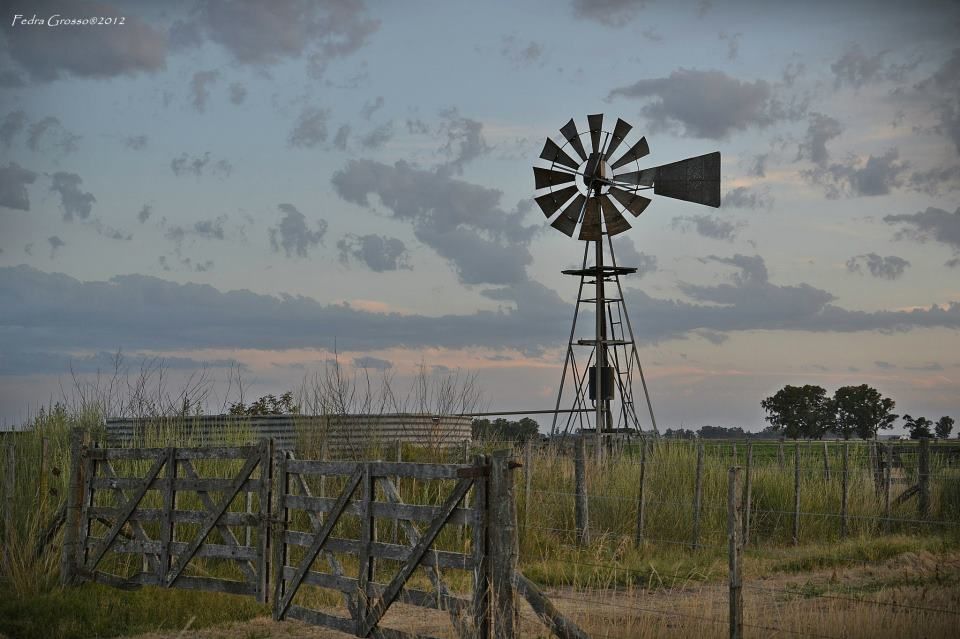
left=514, top=572, right=588, bottom=639
left=90, top=477, right=262, bottom=492
left=158, top=447, right=176, bottom=582
left=87, top=506, right=258, bottom=527
left=282, top=533, right=472, bottom=570
left=85, top=537, right=259, bottom=561
left=286, top=460, right=361, bottom=476
left=472, top=454, right=489, bottom=639
left=286, top=459, right=470, bottom=480
left=489, top=450, right=518, bottom=639
left=61, top=429, right=86, bottom=586
left=272, top=450, right=289, bottom=620
left=287, top=606, right=355, bottom=635
left=256, top=439, right=272, bottom=603
left=284, top=494, right=473, bottom=526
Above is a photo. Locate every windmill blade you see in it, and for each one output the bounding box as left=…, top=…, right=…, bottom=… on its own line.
left=578, top=195, right=602, bottom=241
left=534, top=184, right=579, bottom=218
left=610, top=136, right=650, bottom=170
left=609, top=186, right=652, bottom=217
left=653, top=151, right=721, bottom=207
left=587, top=114, right=603, bottom=155
left=613, top=168, right=655, bottom=187
left=551, top=193, right=584, bottom=237
left=560, top=118, right=588, bottom=161
left=539, top=137, right=580, bottom=170
left=603, top=118, right=633, bottom=161
left=600, top=194, right=631, bottom=236
left=533, top=167, right=577, bottom=190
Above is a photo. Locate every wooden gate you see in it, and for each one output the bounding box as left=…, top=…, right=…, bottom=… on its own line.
left=272, top=453, right=489, bottom=639
left=63, top=437, right=272, bottom=600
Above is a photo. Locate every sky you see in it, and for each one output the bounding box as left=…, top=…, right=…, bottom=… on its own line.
left=1, top=0, right=959, bottom=433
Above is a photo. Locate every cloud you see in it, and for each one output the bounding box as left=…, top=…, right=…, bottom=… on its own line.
left=333, top=125, right=351, bottom=151
left=796, top=113, right=843, bottom=167
left=331, top=159, right=536, bottom=285
left=608, top=68, right=803, bottom=139
left=749, top=154, right=768, bottom=177
left=360, top=96, right=385, bottom=120
left=47, top=235, right=64, bottom=258
left=571, top=0, right=651, bottom=26
left=190, top=70, right=220, bottom=112
left=359, top=121, right=394, bottom=150
left=884, top=206, right=960, bottom=263
left=229, top=82, right=247, bottom=105
left=353, top=356, right=392, bottom=370
left=26, top=116, right=80, bottom=153
left=124, top=134, right=148, bottom=150
left=500, top=36, right=543, bottom=66
left=195, top=0, right=379, bottom=69
left=166, top=216, right=228, bottom=245
left=288, top=107, right=329, bottom=148
left=269, top=203, right=327, bottom=258
left=337, top=234, right=411, bottom=271
left=875, top=360, right=896, bottom=369
left=436, top=108, right=490, bottom=175
left=3, top=1, right=166, bottom=81
left=845, top=253, right=910, bottom=280
left=0, top=111, right=26, bottom=147
left=170, top=152, right=233, bottom=178
left=0, top=162, right=37, bottom=211
left=804, top=148, right=909, bottom=198
left=672, top=215, right=743, bottom=240
left=912, top=48, right=960, bottom=153
left=722, top=186, right=772, bottom=209
left=830, top=44, right=920, bottom=90
left=719, top=32, right=741, bottom=61
left=0, top=350, right=243, bottom=377
left=137, top=204, right=152, bottom=223
left=611, top=236, right=657, bottom=276
left=49, top=172, right=95, bottom=221
left=908, top=164, right=960, bottom=196
left=4, top=263, right=959, bottom=364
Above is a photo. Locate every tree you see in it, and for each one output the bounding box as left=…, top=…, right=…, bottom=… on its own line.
left=761, top=385, right=834, bottom=439
left=935, top=416, right=955, bottom=439
left=903, top=414, right=933, bottom=439
left=471, top=417, right=539, bottom=442
left=228, top=391, right=300, bottom=416
left=833, top=385, right=898, bottom=440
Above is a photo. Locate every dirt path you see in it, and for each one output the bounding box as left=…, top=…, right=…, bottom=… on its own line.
left=127, top=551, right=960, bottom=639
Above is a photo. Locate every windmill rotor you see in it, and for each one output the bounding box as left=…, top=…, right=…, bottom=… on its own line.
left=533, top=114, right=721, bottom=241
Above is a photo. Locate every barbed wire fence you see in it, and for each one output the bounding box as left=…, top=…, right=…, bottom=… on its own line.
left=457, top=436, right=960, bottom=638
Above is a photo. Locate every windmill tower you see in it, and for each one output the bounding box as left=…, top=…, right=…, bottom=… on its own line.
left=532, top=114, right=720, bottom=443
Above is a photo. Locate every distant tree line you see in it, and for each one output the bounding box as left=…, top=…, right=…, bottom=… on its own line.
left=761, top=384, right=954, bottom=440
left=471, top=417, right=540, bottom=442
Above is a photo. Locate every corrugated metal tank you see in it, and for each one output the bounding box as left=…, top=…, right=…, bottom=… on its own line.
left=105, top=413, right=472, bottom=453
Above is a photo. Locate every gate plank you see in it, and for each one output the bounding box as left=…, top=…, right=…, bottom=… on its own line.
left=84, top=451, right=167, bottom=572
left=164, top=452, right=261, bottom=586
left=360, top=477, right=473, bottom=636
left=277, top=466, right=364, bottom=619
left=99, top=461, right=160, bottom=574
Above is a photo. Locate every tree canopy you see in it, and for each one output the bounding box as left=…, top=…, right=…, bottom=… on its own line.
left=833, top=384, right=897, bottom=440
left=471, top=417, right=539, bottom=442
left=935, top=416, right=955, bottom=439
left=761, top=385, right=834, bottom=439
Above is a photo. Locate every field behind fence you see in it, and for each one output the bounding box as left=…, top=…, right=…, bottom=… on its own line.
left=3, top=417, right=960, bottom=638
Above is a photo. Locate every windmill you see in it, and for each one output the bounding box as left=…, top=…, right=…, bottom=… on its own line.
left=533, top=114, right=720, bottom=442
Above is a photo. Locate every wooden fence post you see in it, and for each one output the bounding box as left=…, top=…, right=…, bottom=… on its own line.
left=692, top=442, right=704, bottom=550
left=869, top=441, right=880, bottom=494
left=272, top=449, right=289, bottom=619
left=575, top=435, right=589, bottom=545
left=392, top=438, right=401, bottom=544
left=728, top=466, right=743, bottom=639
left=472, top=454, right=490, bottom=639
left=256, top=439, right=273, bottom=604
left=919, top=437, right=930, bottom=519
left=158, top=446, right=177, bottom=582
left=743, top=442, right=753, bottom=547
left=793, top=442, right=800, bottom=546
left=60, top=428, right=86, bottom=586
left=489, top=450, right=518, bottom=639
left=634, top=439, right=647, bottom=547
left=884, top=445, right=892, bottom=534
left=4, top=441, right=15, bottom=567
left=524, top=441, right=533, bottom=534
left=822, top=441, right=831, bottom=481
left=840, top=442, right=849, bottom=539
left=778, top=438, right=785, bottom=469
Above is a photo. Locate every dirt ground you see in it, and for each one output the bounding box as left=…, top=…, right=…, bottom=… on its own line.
left=126, top=551, right=960, bottom=639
